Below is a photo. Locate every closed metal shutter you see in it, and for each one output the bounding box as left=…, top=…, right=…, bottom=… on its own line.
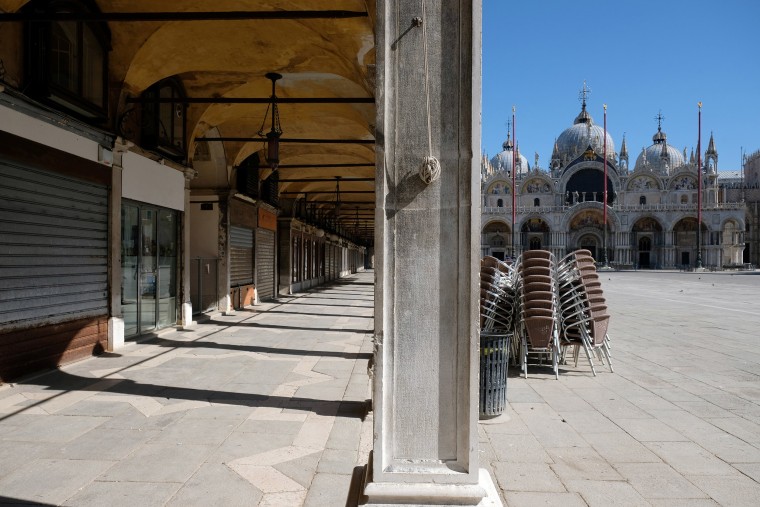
left=256, top=228, right=275, bottom=300
left=229, top=226, right=253, bottom=286
left=0, top=161, right=108, bottom=327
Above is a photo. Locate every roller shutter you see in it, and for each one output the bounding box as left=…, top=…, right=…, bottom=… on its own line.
left=256, top=228, right=275, bottom=300
left=229, top=226, right=253, bottom=286
left=0, top=161, right=108, bottom=327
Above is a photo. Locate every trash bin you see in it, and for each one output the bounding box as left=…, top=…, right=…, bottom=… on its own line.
left=479, top=331, right=511, bottom=419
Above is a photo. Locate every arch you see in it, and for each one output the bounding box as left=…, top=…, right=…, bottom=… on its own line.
left=559, top=160, right=621, bottom=198
left=668, top=173, right=697, bottom=191
left=520, top=176, right=552, bottom=194
left=485, top=179, right=510, bottom=195
left=626, top=174, right=661, bottom=191
left=563, top=167, right=616, bottom=205
left=482, top=219, right=511, bottom=235
left=560, top=201, right=620, bottom=232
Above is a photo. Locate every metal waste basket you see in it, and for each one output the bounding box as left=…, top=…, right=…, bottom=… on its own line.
left=479, top=331, right=511, bottom=418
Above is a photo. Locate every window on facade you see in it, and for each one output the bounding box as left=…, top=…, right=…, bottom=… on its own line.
left=497, top=199, right=503, bottom=207
left=680, top=195, right=688, bottom=204
left=534, top=198, right=540, bottom=207
left=639, top=195, right=646, bottom=205
left=142, top=78, right=187, bottom=161
left=24, top=0, right=110, bottom=120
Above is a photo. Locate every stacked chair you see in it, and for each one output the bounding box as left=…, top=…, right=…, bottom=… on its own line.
left=479, top=256, right=517, bottom=417
left=515, top=250, right=560, bottom=379
left=556, top=249, right=613, bottom=376
left=479, top=249, right=614, bottom=380
left=479, top=256, right=517, bottom=333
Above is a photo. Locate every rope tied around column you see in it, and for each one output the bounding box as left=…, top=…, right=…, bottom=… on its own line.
left=417, top=1, right=441, bottom=185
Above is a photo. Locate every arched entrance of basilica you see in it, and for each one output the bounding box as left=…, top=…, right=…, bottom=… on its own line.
left=673, top=217, right=708, bottom=267
left=579, top=233, right=600, bottom=260
left=567, top=208, right=613, bottom=262
left=521, top=217, right=550, bottom=252
left=631, top=217, right=663, bottom=268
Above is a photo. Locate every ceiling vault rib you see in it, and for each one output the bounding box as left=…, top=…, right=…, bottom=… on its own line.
left=279, top=178, right=375, bottom=182
left=0, top=10, right=368, bottom=22
left=195, top=137, right=375, bottom=144
left=126, top=97, right=375, bottom=104
left=277, top=163, right=375, bottom=169
left=281, top=191, right=374, bottom=195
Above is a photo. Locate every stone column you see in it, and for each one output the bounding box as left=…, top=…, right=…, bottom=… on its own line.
left=360, top=1, right=500, bottom=505
left=180, top=168, right=197, bottom=328
left=107, top=146, right=124, bottom=351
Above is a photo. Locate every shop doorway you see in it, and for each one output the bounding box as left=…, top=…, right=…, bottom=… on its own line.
left=122, top=203, right=178, bottom=337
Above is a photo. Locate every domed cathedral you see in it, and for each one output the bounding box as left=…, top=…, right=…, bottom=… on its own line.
left=481, top=86, right=747, bottom=269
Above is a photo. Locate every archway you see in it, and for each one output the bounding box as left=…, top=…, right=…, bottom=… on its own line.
left=632, top=217, right=663, bottom=268
left=520, top=217, right=550, bottom=252
left=482, top=220, right=511, bottom=259
left=565, top=168, right=615, bottom=205
left=673, top=217, right=708, bottom=267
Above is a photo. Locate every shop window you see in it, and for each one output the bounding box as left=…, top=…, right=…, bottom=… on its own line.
left=24, top=0, right=110, bottom=120
left=142, top=77, right=187, bottom=161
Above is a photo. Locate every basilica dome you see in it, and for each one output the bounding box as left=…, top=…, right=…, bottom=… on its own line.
left=555, top=105, right=615, bottom=163
left=490, top=134, right=530, bottom=175
left=633, top=127, right=685, bottom=174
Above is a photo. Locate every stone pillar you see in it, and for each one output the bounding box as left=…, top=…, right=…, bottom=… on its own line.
left=180, top=168, right=197, bottom=328
left=107, top=148, right=124, bottom=351
left=360, top=1, right=500, bottom=505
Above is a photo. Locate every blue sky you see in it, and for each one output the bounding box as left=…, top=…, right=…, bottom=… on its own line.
left=481, top=0, right=759, bottom=172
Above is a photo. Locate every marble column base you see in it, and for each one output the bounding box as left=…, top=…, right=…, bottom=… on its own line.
left=350, top=457, right=502, bottom=506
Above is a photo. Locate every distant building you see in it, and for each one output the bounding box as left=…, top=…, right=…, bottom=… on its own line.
left=481, top=94, right=748, bottom=269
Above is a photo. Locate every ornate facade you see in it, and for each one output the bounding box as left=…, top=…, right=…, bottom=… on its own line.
left=481, top=96, right=747, bottom=269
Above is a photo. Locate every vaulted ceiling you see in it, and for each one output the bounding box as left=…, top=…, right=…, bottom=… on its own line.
left=0, top=0, right=377, bottom=243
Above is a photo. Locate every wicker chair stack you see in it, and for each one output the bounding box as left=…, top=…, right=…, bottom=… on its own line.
left=479, top=249, right=614, bottom=378
left=515, top=250, right=560, bottom=379
left=556, top=249, right=613, bottom=376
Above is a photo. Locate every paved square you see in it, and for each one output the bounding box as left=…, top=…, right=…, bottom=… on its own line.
left=0, top=270, right=758, bottom=506
left=481, top=270, right=760, bottom=506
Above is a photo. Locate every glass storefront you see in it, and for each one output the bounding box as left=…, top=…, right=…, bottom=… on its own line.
left=121, top=202, right=178, bottom=337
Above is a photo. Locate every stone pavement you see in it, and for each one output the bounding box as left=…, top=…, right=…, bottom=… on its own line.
left=480, top=270, right=760, bottom=507
left=0, top=273, right=375, bottom=506
left=1, top=270, right=759, bottom=506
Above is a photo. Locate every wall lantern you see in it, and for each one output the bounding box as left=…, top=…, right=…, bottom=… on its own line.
left=258, top=72, right=283, bottom=170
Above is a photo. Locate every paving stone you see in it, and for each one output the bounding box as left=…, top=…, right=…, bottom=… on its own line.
left=490, top=433, right=553, bottom=463
left=504, top=491, right=587, bottom=507
left=303, top=472, right=352, bottom=507
left=492, top=462, right=565, bottom=492
left=0, top=458, right=115, bottom=505
left=99, top=443, right=213, bottom=483
left=166, top=463, right=263, bottom=506
left=547, top=447, right=623, bottom=482
left=565, top=479, right=649, bottom=506
left=614, top=417, right=690, bottom=442
left=644, top=441, right=737, bottom=476
left=584, top=431, right=662, bottom=463
left=687, top=473, right=760, bottom=507
left=64, top=480, right=181, bottom=507
left=614, top=462, right=708, bottom=499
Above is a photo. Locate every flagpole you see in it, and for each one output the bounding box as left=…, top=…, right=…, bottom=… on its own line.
left=511, top=105, right=516, bottom=259
left=602, top=104, right=609, bottom=268
left=697, top=102, right=703, bottom=269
